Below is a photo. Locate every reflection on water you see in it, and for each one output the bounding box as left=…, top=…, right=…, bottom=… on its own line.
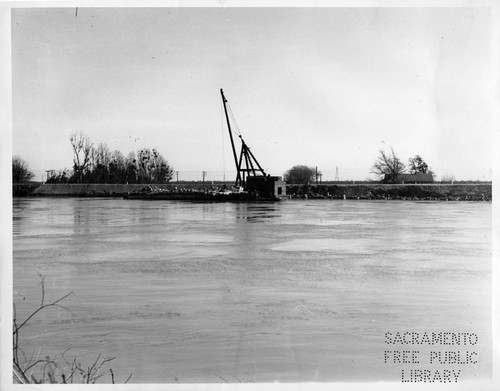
left=234, top=203, right=280, bottom=222
left=13, top=198, right=491, bottom=383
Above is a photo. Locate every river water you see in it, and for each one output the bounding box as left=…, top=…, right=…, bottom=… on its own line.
left=13, top=198, right=491, bottom=384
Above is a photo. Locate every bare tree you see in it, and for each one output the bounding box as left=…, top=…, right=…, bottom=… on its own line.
left=70, top=131, right=93, bottom=183
left=91, top=143, right=112, bottom=183
left=136, top=148, right=173, bottom=183
left=108, top=150, right=127, bottom=183
left=441, top=174, right=456, bottom=184
left=371, top=148, right=406, bottom=183
left=46, top=169, right=70, bottom=184
left=94, top=143, right=111, bottom=168
left=125, top=151, right=138, bottom=183
left=12, top=156, right=35, bottom=183
left=408, top=155, right=433, bottom=175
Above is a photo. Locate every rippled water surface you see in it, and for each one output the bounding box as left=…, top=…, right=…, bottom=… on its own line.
left=13, top=198, right=491, bottom=383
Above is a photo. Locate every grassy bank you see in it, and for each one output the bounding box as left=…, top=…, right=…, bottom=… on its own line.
left=21, top=183, right=492, bottom=201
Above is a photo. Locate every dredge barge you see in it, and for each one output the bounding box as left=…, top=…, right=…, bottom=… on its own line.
left=125, top=89, right=286, bottom=202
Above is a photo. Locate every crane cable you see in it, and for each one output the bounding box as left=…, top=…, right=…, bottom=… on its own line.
left=226, top=103, right=243, bottom=138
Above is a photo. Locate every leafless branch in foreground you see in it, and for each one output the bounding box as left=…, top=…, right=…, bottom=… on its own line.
left=13, top=274, right=132, bottom=384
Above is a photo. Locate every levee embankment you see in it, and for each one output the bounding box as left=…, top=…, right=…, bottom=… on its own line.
left=32, top=183, right=175, bottom=197
left=18, top=183, right=492, bottom=201
left=291, top=183, right=491, bottom=201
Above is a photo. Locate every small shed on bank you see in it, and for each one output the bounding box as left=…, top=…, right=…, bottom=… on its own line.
left=384, top=173, right=435, bottom=184
left=247, top=175, right=287, bottom=198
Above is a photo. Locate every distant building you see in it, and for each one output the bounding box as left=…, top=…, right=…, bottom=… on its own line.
left=384, top=173, right=434, bottom=184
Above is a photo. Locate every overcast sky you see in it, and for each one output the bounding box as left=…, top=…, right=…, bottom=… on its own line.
left=11, top=6, right=494, bottom=181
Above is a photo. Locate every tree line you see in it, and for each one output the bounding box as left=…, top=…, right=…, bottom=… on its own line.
left=371, top=148, right=433, bottom=183
left=61, top=131, right=173, bottom=184
left=12, top=131, right=174, bottom=184
left=282, top=149, right=434, bottom=184
left=12, top=139, right=445, bottom=185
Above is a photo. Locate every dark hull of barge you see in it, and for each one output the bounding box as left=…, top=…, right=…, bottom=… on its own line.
left=124, top=191, right=280, bottom=202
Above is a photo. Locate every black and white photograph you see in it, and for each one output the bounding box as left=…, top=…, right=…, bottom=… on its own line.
left=1, top=1, right=498, bottom=390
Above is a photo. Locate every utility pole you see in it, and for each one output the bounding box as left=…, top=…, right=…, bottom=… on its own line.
left=202, top=171, right=206, bottom=185
left=176, top=171, right=179, bottom=184
left=335, top=167, right=339, bottom=182
left=315, top=166, right=318, bottom=184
